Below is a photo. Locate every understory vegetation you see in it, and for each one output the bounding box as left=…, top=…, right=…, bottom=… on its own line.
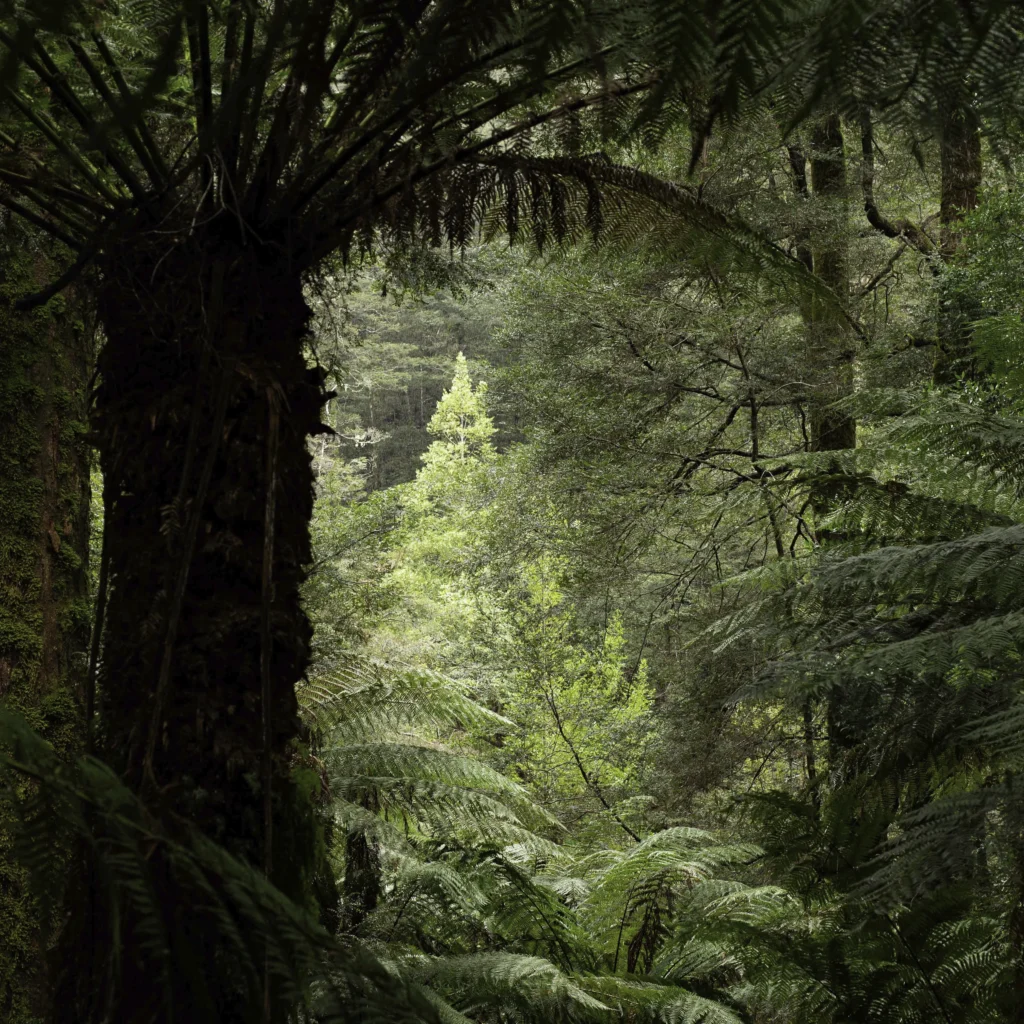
left=3, top=1, right=1024, bottom=1022
left=293, top=205, right=1024, bottom=1021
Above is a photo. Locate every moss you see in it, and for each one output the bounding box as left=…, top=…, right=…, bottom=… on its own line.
left=0, top=230, right=91, bottom=1024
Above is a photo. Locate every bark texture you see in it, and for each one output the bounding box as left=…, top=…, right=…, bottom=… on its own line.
left=0, top=228, right=91, bottom=1024
left=807, top=116, right=856, bottom=761
left=91, top=214, right=327, bottom=865
left=46, top=212, right=330, bottom=1022
left=808, top=114, right=855, bottom=461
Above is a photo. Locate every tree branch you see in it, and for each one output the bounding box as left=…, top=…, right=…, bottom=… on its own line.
left=859, top=111, right=934, bottom=254
left=543, top=685, right=640, bottom=843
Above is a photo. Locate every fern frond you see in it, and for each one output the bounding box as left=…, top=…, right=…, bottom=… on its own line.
left=580, top=974, right=744, bottom=1024
left=0, top=709, right=435, bottom=1023
left=408, top=952, right=610, bottom=1022
left=326, top=741, right=556, bottom=832
left=299, top=657, right=510, bottom=741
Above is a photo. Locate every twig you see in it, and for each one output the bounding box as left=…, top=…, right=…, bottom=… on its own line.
left=543, top=686, right=640, bottom=843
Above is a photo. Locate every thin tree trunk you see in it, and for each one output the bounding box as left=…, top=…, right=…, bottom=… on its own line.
left=809, top=114, right=855, bottom=468
left=342, top=794, right=382, bottom=933
left=807, top=117, right=856, bottom=763
left=935, top=101, right=982, bottom=385
left=0, top=228, right=91, bottom=1024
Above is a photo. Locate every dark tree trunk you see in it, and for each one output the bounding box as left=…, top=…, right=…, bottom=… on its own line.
left=809, top=114, right=855, bottom=462
left=91, top=216, right=327, bottom=866
left=0, top=229, right=91, bottom=1024
left=59, top=216, right=331, bottom=1020
left=807, top=117, right=858, bottom=767
left=935, top=102, right=983, bottom=385
left=939, top=104, right=982, bottom=254
left=342, top=830, right=382, bottom=932
left=50, top=214, right=331, bottom=1022
left=340, top=785, right=381, bottom=934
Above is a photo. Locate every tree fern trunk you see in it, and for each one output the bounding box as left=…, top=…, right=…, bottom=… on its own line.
left=0, top=229, right=91, bottom=1024
left=56, top=217, right=330, bottom=1020
left=55, top=216, right=327, bottom=1015
left=92, top=220, right=327, bottom=860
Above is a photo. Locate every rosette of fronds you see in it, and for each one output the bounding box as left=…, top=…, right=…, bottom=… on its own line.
left=0, top=0, right=847, bottom=304
left=578, top=827, right=761, bottom=976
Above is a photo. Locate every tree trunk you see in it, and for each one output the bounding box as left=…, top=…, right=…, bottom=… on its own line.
left=809, top=114, right=855, bottom=464
left=93, top=217, right=327, bottom=853
left=55, top=215, right=328, bottom=1020
left=808, top=117, right=857, bottom=765
left=342, top=829, right=382, bottom=933
left=0, top=228, right=91, bottom=1024
left=935, top=102, right=982, bottom=385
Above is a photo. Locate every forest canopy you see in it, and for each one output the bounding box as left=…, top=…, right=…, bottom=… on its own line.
left=1, top=1, right=1024, bottom=1022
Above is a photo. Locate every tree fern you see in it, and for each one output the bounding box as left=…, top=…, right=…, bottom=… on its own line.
left=300, top=654, right=763, bottom=1022
left=581, top=828, right=760, bottom=972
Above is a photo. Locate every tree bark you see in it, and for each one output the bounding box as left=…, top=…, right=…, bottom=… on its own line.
left=935, top=102, right=982, bottom=385
left=53, top=213, right=329, bottom=1021
left=0, top=227, right=91, bottom=1024
left=808, top=116, right=856, bottom=523
left=806, top=117, right=858, bottom=768
left=93, top=217, right=327, bottom=852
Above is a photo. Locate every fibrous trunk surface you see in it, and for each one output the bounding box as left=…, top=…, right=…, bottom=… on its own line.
left=93, top=212, right=326, bottom=864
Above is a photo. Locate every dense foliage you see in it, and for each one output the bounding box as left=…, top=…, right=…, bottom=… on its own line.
left=3, top=1, right=1024, bottom=1022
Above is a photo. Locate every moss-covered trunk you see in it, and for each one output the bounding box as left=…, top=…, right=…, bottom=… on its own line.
left=0, top=229, right=91, bottom=1023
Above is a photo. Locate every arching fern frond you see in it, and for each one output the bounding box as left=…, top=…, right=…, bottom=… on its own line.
left=299, top=657, right=510, bottom=742
left=579, top=974, right=744, bottom=1024
left=326, top=741, right=555, bottom=833
left=405, top=952, right=610, bottom=1023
